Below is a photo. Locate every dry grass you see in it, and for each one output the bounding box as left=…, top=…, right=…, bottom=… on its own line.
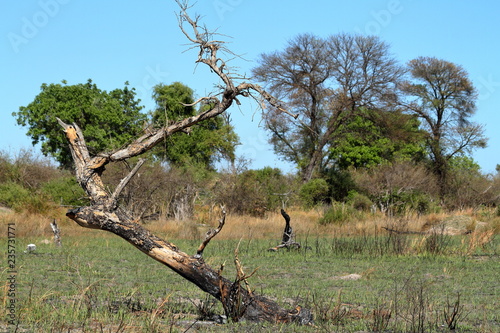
left=2, top=205, right=498, bottom=243
left=1, top=207, right=101, bottom=241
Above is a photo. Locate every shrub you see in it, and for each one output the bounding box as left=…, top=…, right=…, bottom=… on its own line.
left=212, top=170, right=267, bottom=216
left=0, top=181, right=53, bottom=213
left=347, top=191, right=373, bottom=211
left=42, top=176, right=87, bottom=206
left=0, top=182, right=30, bottom=209
left=103, top=161, right=203, bottom=221
left=352, top=161, right=439, bottom=215
left=0, top=149, right=59, bottom=189
left=212, top=167, right=298, bottom=216
left=324, top=167, right=357, bottom=201
left=318, top=202, right=359, bottom=226
left=300, top=178, right=329, bottom=208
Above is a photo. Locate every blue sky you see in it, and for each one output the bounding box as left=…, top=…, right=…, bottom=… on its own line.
left=1, top=1, right=499, bottom=174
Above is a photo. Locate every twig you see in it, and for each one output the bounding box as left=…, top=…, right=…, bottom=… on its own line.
left=234, top=241, right=257, bottom=297
left=181, top=96, right=220, bottom=107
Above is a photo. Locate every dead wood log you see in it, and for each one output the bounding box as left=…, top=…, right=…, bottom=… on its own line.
left=269, top=209, right=301, bottom=251
left=55, top=1, right=313, bottom=324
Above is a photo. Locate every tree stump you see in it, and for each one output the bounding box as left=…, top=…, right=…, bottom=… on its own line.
left=50, top=219, right=62, bottom=247
left=269, top=209, right=301, bottom=251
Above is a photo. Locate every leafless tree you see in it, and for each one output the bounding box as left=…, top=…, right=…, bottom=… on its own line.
left=401, top=56, right=487, bottom=200
left=253, top=33, right=405, bottom=181
left=57, top=1, right=312, bottom=324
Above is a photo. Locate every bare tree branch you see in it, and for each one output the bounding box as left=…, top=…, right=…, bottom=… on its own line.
left=195, top=206, right=226, bottom=258
left=181, top=96, right=220, bottom=107
left=108, top=158, right=145, bottom=210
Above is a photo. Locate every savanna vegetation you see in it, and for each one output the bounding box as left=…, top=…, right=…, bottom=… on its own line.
left=2, top=1, right=500, bottom=332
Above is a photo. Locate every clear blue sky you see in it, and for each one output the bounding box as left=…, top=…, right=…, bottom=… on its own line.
left=1, top=1, right=499, bottom=174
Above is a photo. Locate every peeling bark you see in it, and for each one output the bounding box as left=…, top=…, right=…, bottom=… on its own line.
left=50, top=219, right=62, bottom=247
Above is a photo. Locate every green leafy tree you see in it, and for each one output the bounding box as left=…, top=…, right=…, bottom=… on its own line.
left=330, top=108, right=427, bottom=169
left=151, top=82, right=239, bottom=170
left=13, top=80, right=146, bottom=169
left=401, top=57, right=487, bottom=199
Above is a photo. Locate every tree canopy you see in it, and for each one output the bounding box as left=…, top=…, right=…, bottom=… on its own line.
left=252, top=33, right=405, bottom=181
left=13, top=80, right=146, bottom=169
left=330, top=108, right=426, bottom=169
left=401, top=56, right=487, bottom=198
left=151, top=82, right=239, bottom=170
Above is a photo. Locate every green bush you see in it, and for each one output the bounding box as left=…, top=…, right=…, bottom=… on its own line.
left=347, top=191, right=373, bottom=211
left=378, top=191, right=435, bottom=215
left=0, top=181, right=53, bottom=213
left=0, top=182, right=30, bottom=209
left=318, top=202, right=359, bottom=226
left=42, top=176, right=87, bottom=206
left=299, top=178, right=329, bottom=208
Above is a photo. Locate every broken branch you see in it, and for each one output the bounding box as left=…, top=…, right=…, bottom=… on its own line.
left=195, top=206, right=226, bottom=258
left=108, top=158, right=145, bottom=210
left=269, top=209, right=301, bottom=251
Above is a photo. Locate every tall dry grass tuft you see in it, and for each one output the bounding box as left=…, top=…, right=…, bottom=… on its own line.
left=463, top=230, right=495, bottom=255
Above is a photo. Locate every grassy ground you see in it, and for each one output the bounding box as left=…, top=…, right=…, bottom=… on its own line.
left=1, top=208, right=498, bottom=332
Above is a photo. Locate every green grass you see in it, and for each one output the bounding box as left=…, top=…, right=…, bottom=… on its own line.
left=1, top=232, right=498, bottom=332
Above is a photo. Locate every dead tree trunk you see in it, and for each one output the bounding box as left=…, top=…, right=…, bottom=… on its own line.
left=56, top=1, right=310, bottom=325
left=50, top=219, right=62, bottom=247
left=269, top=209, right=301, bottom=251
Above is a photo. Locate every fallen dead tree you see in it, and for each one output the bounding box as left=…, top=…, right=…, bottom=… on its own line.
left=57, top=0, right=311, bottom=325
